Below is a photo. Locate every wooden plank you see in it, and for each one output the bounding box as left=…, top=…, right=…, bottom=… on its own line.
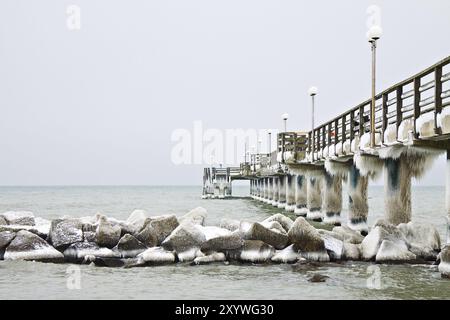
left=413, top=77, right=421, bottom=138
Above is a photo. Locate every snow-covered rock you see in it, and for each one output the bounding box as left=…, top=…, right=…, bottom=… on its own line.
left=0, top=216, right=6, bottom=225
left=143, top=214, right=179, bottom=245
left=262, top=214, right=293, bottom=233
left=177, top=247, right=204, bottom=262
left=4, top=230, right=63, bottom=262
left=288, top=217, right=325, bottom=252
left=322, top=234, right=343, bottom=260
left=342, top=242, right=361, bottom=261
left=332, top=226, right=364, bottom=244
left=138, top=247, right=176, bottom=264
left=48, top=219, right=83, bottom=249
left=227, top=240, right=275, bottom=263
left=219, top=219, right=241, bottom=232
left=245, top=222, right=289, bottom=250
left=161, top=222, right=206, bottom=252
left=201, top=230, right=243, bottom=251
left=438, top=246, right=450, bottom=279
left=64, top=241, right=120, bottom=261
left=397, top=222, right=441, bottom=260
left=135, top=223, right=157, bottom=248
left=113, top=234, right=147, bottom=258
left=193, top=252, right=226, bottom=265
left=375, top=240, right=416, bottom=263
left=96, top=217, right=122, bottom=248
left=271, top=244, right=301, bottom=264
left=0, top=231, right=16, bottom=259
left=126, top=209, right=148, bottom=231
left=179, top=207, right=207, bottom=226
left=0, top=211, right=35, bottom=226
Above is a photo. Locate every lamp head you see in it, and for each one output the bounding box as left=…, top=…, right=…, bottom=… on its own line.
left=308, top=86, right=318, bottom=96
left=367, top=25, right=383, bottom=42
left=282, top=113, right=289, bottom=121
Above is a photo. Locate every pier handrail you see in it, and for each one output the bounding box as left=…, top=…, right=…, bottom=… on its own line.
left=308, top=56, right=450, bottom=158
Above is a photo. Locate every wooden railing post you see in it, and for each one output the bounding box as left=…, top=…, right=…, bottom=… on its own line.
left=435, top=65, right=443, bottom=134
left=413, top=77, right=421, bottom=138
left=396, top=86, right=403, bottom=138
left=382, top=93, right=388, bottom=144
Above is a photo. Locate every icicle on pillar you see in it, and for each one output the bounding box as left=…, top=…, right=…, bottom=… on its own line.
left=306, top=176, right=323, bottom=221
left=384, top=157, right=411, bottom=225
left=272, top=177, right=279, bottom=207
left=285, top=174, right=296, bottom=212
left=277, top=175, right=287, bottom=209
left=348, top=165, right=369, bottom=234
left=267, top=177, right=274, bottom=204
left=295, top=174, right=308, bottom=216
left=322, top=172, right=342, bottom=226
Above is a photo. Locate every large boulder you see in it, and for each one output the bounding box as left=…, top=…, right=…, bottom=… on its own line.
left=96, top=217, right=122, bottom=248
left=332, top=226, right=364, bottom=244
left=64, top=241, right=121, bottom=261
left=246, top=222, right=289, bottom=250
left=0, top=224, right=46, bottom=239
left=322, top=234, right=343, bottom=260
left=137, top=247, right=176, bottom=264
left=201, top=230, right=243, bottom=251
left=0, top=216, right=7, bottom=225
left=438, top=245, right=450, bottom=279
left=342, top=242, right=361, bottom=261
left=398, top=222, right=441, bottom=260
left=142, top=215, right=179, bottom=245
left=226, top=240, right=275, bottom=263
left=262, top=214, right=294, bottom=233
left=271, top=244, right=301, bottom=264
left=361, top=222, right=409, bottom=261
left=375, top=240, right=417, bottom=263
left=113, top=234, right=147, bottom=258
left=126, top=209, right=148, bottom=231
left=288, top=217, right=325, bottom=252
left=0, top=211, right=35, bottom=226
left=48, top=219, right=83, bottom=250
left=0, top=231, right=16, bottom=259
left=4, top=230, right=63, bottom=262
left=135, top=224, right=157, bottom=248
left=161, top=222, right=206, bottom=252
left=179, top=207, right=207, bottom=226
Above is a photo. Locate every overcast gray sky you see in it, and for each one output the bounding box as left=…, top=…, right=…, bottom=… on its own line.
left=1, top=0, right=450, bottom=186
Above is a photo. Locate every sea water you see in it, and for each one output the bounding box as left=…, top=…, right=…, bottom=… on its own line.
left=0, top=185, right=448, bottom=299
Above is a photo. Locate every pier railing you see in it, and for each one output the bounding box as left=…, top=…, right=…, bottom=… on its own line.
left=278, top=132, right=309, bottom=163
left=309, top=56, right=450, bottom=160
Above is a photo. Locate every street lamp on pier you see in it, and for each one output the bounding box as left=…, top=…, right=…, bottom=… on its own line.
left=367, top=25, right=382, bottom=148
left=308, top=86, right=318, bottom=161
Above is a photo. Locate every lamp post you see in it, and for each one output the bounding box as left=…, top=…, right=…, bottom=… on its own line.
left=281, top=113, right=289, bottom=132
left=367, top=25, right=382, bottom=148
left=308, top=86, right=318, bottom=161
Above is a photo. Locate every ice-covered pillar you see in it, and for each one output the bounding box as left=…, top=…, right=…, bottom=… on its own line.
left=268, top=177, right=274, bottom=204
left=348, top=164, right=369, bottom=234
left=256, top=179, right=261, bottom=200
left=272, top=177, right=279, bottom=207
left=278, top=175, right=287, bottom=209
left=306, top=176, right=323, bottom=221
left=322, top=172, right=342, bottom=226
left=250, top=180, right=254, bottom=197
left=384, top=157, right=411, bottom=225
left=447, top=151, right=450, bottom=244
left=285, top=174, right=296, bottom=212
left=295, top=174, right=308, bottom=216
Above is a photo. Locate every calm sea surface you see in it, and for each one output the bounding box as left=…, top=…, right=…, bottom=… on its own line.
left=0, top=185, right=448, bottom=299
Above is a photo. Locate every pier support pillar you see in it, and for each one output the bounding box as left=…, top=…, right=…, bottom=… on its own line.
left=447, top=151, right=450, bottom=244
left=295, top=175, right=308, bottom=216
left=306, top=176, right=323, bottom=222
left=256, top=179, right=261, bottom=200
left=384, top=156, right=411, bottom=225
left=348, top=165, right=369, bottom=234
left=322, top=172, right=342, bottom=226
left=285, top=174, right=296, bottom=212
left=277, top=175, right=286, bottom=209
left=272, top=177, right=279, bottom=207
left=268, top=177, right=274, bottom=204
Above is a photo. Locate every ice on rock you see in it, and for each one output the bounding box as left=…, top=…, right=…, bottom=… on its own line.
left=64, top=242, right=120, bottom=261
left=219, top=219, right=241, bottom=232
left=271, top=244, right=301, bottom=264
left=262, top=214, right=293, bottom=233
left=235, top=240, right=275, bottom=263
left=138, top=247, right=176, bottom=264
left=397, top=222, right=441, bottom=260
left=161, top=222, right=206, bottom=252
left=438, top=246, right=450, bottom=278
left=342, top=242, right=361, bottom=260
left=143, top=214, right=179, bottom=245
left=113, top=234, right=147, bottom=258
left=1, top=211, right=35, bottom=226
left=96, top=217, right=122, bottom=249
left=375, top=239, right=416, bottom=263
left=126, top=209, right=148, bottom=231
left=177, top=247, right=204, bottom=262
left=321, top=234, right=343, bottom=260
left=0, top=231, right=16, bottom=259
left=193, top=252, right=226, bottom=265
left=179, top=207, right=207, bottom=226
left=332, top=226, right=364, bottom=244
left=4, top=230, right=64, bottom=262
